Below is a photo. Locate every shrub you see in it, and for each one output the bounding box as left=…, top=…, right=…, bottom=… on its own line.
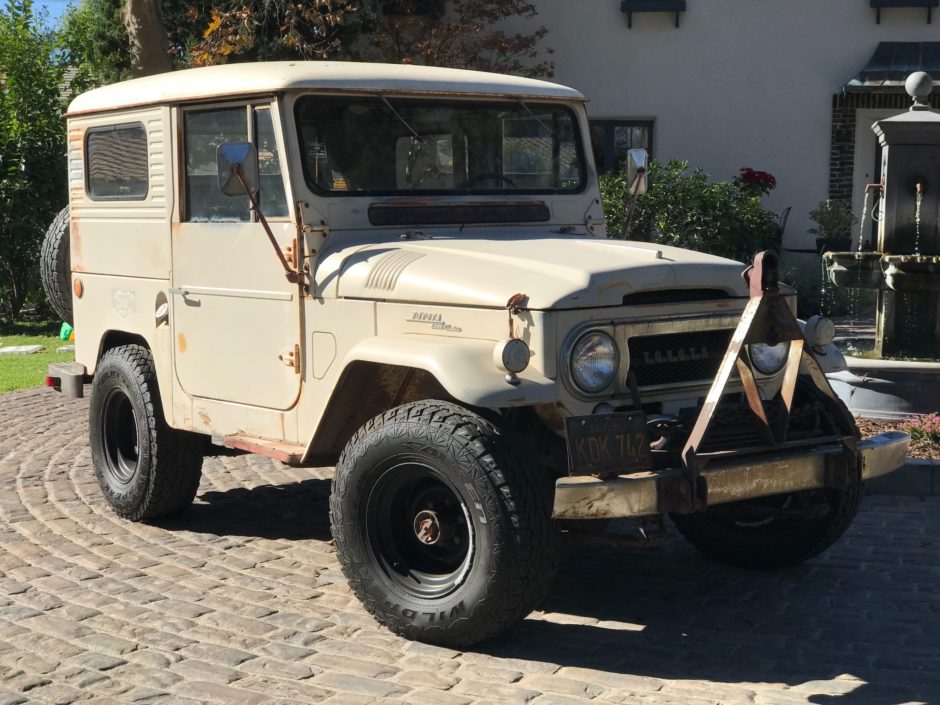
left=902, top=414, right=940, bottom=444
left=808, top=199, right=857, bottom=240
left=0, top=0, right=67, bottom=322
left=600, top=159, right=780, bottom=263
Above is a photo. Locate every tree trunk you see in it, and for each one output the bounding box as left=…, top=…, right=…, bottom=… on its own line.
left=122, top=0, right=172, bottom=77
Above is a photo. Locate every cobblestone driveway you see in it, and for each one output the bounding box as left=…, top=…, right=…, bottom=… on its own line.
left=1, top=388, right=938, bottom=705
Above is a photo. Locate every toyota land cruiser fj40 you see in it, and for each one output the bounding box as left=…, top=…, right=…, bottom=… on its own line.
left=44, top=62, right=910, bottom=648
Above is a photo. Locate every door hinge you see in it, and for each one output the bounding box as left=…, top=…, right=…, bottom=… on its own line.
left=278, top=344, right=301, bottom=374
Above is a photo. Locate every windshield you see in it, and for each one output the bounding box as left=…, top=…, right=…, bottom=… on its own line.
left=295, top=96, right=585, bottom=196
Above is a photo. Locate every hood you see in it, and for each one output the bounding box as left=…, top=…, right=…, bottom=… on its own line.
left=332, top=234, right=749, bottom=310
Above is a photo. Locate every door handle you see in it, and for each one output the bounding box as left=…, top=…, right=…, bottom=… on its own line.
left=168, top=288, right=190, bottom=297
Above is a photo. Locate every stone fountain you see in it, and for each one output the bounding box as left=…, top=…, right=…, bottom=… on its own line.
left=823, top=72, right=940, bottom=418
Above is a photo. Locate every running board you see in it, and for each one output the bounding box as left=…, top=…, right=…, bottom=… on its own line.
left=222, top=434, right=306, bottom=464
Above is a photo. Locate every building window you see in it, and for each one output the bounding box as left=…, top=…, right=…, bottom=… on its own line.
left=589, top=120, right=653, bottom=175
left=85, top=123, right=149, bottom=200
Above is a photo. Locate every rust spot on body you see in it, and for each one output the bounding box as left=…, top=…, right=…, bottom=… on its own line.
left=177, top=332, right=187, bottom=353
left=198, top=411, right=211, bottom=427
left=69, top=219, right=83, bottom=271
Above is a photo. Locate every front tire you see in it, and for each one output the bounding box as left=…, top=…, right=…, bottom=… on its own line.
left=89, top=344, right=203, bottom=521
left=330, top=401, right=558, bottom=648
left=671, top=383, right=862, bottom=569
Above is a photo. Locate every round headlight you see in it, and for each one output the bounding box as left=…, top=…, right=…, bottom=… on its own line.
left=749, top=341, right=790, bottom=375
left=804, top=315, right=835, bottom=350
left=570, top=331, right=619, bottom=393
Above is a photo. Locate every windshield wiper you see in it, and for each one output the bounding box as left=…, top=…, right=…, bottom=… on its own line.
left=518, top=100, right=556, bottom=139
left=380, top=95, right=429, bottom=186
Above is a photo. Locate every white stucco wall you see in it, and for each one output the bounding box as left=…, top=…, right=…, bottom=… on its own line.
left=523, top=0, right=937, bottom=249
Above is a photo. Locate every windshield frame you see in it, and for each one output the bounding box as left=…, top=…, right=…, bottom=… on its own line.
left=293, top=94, right=588, bottom=198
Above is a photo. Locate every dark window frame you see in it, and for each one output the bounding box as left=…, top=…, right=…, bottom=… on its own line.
left=294, top=95, right=589, bottom=198
left=84, top=122, right=149, bottom=201
left=589, top=119, right=654, bottom=175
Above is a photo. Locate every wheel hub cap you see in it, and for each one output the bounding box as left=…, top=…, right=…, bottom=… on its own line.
left=414, top=509, right=445, bottom=545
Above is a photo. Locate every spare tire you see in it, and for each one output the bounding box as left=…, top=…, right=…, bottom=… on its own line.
left=40, top=206, right=72, bottom=325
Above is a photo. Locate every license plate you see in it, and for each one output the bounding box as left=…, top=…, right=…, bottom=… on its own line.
left=564, top=411, right=652, bottom=477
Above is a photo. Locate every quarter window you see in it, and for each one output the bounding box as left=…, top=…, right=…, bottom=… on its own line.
left=85, top=123, right=149, bottom=200
left=183, top=105, right=288, bottom=223
left=589, top=120, right=653, bottom=174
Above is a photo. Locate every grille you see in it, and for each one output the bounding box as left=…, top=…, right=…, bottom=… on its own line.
left=628, top=329, right=734, bottom=387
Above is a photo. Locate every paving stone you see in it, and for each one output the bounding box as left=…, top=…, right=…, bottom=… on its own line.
left=178, top=643, right=255, bottom=667
left=307, top=653, right=398, bottom=679
left=315, top=672, right=410, bottom=699
left=395, top=669, right=461, bottom=690
left=173, top=681, right=267, bottom=705
left=2, top=388, right=940, bottom=705
left=521, top=674, right=605, bottom=699
left=0, top=345, right=43, bottom=355
left=170, top=658, right=241, bottom=684
left=452, top=678, right=540, bottom=704
left=75, top=633, right=139, bottom=656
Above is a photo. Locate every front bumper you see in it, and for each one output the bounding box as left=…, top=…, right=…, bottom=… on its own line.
left=552, top=431, right=910, bottom=520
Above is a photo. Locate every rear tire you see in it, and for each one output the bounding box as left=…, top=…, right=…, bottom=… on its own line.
left=40, top=206, right=72, bottom=326
left=330, top=400, right=558, bottom=648
left=89, top=344, right=203, bottom=521
left=671, top=383, right=862, bottom=569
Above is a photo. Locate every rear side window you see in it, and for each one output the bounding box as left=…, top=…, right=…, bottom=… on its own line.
left=85, top=123, right=149, bottom=200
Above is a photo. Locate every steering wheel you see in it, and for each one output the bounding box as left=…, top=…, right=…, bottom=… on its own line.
left=457, top=173, right=517, bottom=190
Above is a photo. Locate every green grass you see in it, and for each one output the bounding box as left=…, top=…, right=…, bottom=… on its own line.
left=0, top=320, right=75, bottom=393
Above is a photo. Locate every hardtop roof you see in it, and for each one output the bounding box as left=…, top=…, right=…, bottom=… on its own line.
left=67, top=61, right=586, bottom=115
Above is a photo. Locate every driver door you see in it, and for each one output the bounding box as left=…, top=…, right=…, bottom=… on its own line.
left=171, top=102, right=301, bottom=410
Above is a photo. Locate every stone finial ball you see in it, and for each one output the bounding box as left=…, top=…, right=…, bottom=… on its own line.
left=906, top=71, right=933, bottom=99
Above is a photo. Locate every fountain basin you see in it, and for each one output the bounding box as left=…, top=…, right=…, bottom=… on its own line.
left=829, top=355, right=940, bottom=419
left=822, top=251, right=885, bottom=289
left=883, top=255, right=940, bottom=292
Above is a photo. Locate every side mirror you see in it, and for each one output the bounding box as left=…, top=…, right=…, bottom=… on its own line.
left=217, top=142, right=259, bottom=197
left=625, top=148, right=648, bottom=196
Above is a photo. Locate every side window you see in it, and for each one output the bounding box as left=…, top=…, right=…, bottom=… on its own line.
left=184, top=105, right=288, bottom=223
left=85, top=123, right=149, bottom=200
left=254, top=107, right=288, bottom=218
left=185, top=108, right=248, bottom=222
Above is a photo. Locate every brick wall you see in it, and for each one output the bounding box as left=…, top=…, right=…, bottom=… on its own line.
left=829, top=91, right=940, bottom=201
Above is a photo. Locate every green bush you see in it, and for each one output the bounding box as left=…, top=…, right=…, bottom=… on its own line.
left=599, top=159, right=780, bottom=263
left=0, top=0, right=67, bottom=322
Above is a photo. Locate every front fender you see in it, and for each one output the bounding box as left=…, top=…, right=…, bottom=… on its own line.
left=343, top=335, right=558, bottom=407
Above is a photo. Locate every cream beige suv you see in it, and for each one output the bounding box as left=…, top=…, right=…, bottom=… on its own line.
left=45, top=61, right=909, bottom=648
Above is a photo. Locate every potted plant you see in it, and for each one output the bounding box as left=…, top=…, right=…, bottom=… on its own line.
left=809, top=199, right=856, bottom=254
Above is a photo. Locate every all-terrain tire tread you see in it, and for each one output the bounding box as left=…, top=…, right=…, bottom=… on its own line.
left=330, top=400, right=558, bottom=648
left=93, top=344, right=203, bottom=521
left=40, top=206, right=72, bottom=325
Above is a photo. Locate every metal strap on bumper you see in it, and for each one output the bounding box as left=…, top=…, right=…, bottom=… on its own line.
left=552, top=430, right=910, bottom=520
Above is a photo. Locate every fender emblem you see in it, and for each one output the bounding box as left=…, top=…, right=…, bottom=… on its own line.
left=407, top=312, right=462, bottom=333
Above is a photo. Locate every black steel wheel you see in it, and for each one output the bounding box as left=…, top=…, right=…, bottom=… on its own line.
left=89, top=344, right=204, bottom=521
left=100, top=386, right=141, bottom=485
left=331, top=401, right=558, bottom=648
left=367, top=462, right=473, bottom=599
